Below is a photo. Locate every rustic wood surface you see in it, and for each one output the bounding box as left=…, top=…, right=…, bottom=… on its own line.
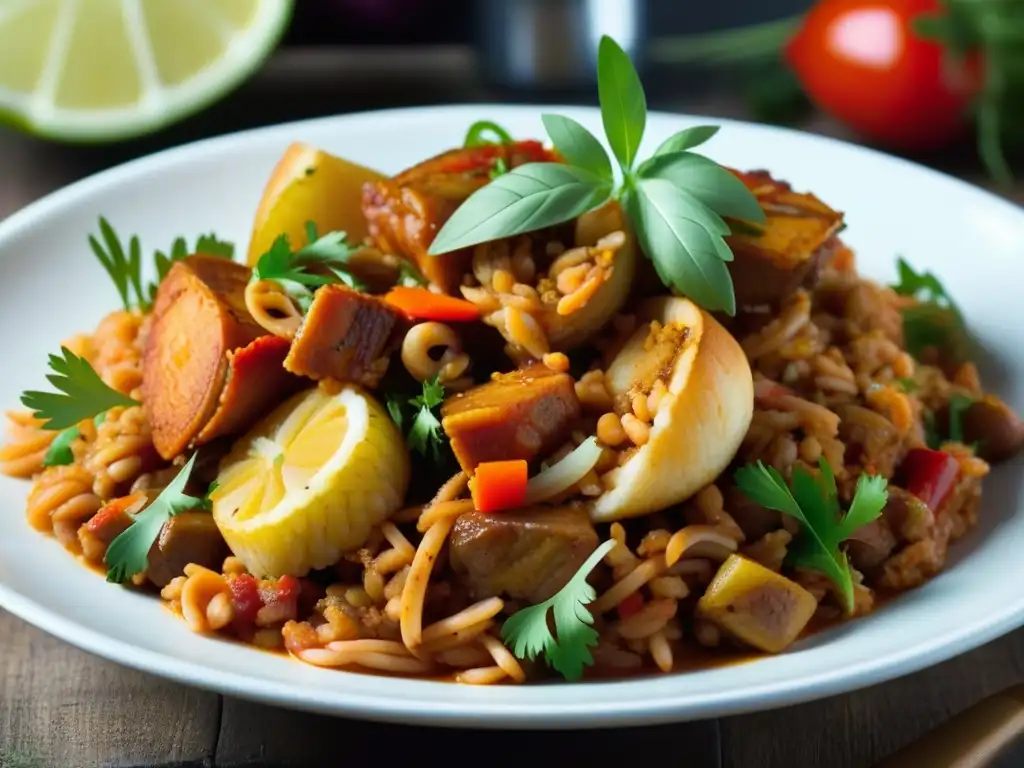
left=1, top=47, right=1023, bottom=768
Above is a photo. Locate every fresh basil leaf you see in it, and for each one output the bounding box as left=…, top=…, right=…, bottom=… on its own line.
left=597, top=35, right=646, bottom=172
left=639, top=151, right=766, bottom=224
left=541, top=114, right=613, bottom=182
left=627, top=179, right=737, bottom=315
left=653, top=125, right=720, bottom=156
left=427, top=163, right=611, bottom=255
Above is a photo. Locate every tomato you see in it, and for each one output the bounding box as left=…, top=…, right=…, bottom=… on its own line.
left=785, top=0, right=981, bottom=150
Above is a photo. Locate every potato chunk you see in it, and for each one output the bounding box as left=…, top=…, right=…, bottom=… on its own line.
left=697, top=554, right=817, bottom=653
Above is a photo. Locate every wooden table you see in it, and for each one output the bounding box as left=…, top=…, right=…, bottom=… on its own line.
left=2, top=48, right=1023, bottom=768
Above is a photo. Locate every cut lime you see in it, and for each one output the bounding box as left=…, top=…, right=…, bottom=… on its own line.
left=0, top=0, right=293, bottom=142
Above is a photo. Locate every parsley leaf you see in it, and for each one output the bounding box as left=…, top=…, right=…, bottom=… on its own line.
left=251, top=223, right=366, bottom=312
left=385, top=393, right=406, bottom=429
left=890, top=256, right=970, bottom=361
left=734, top=458, right=888, bottom=613
left=429, top=36, right=763, bottom=317
left=21, top=347, right=138, bottom=431
left=407, top=376, right=447, bottom=463
left=42, top=413, right=107, bottom=467
left=501, top=539, right=616, bottom=681
left=105, top=454, right=203, bottom=583
left=90, top=218, right=234, bottom=311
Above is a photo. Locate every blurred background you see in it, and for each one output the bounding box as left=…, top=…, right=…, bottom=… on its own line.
left=1, top=0, right=1021, bottom=216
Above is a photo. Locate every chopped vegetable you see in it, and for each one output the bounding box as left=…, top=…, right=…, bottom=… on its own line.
left=21, top=347, right=138, bottom=431
left=251, top=222, right=366, bottom=312
left=947, top=393, right=976, bottom=444
left=105, top=454, right=204, bottom=583
left=428, top=36, right=765, bottom=317
left=89, top=217, right=234, bottom=311
left=396, top=260, right=429, bottom=288
left=901, top=447, right=960, bottom=512
left=891, top=256, right=970, bottom=361
left=734, top=458, right=889, bottom=613
left=501, top=539, right=616, bottom=681
left=42, top=412, right=107, bottom=467
left=469, top=460, right=528, bottom=513
left=383, top=286, right=481, bottom=322
left=697, top=554, right=817, bottom=653
left=524, top=436, right=602, bottom=504
left=464, top=120, right=515, bottom=147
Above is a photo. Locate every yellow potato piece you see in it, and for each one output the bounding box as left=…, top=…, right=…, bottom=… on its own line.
left=247, top=142, right=386, bottom=265
left=211, top=386, right=409, bottom=577
left=697, top=554, right=817, bottom=653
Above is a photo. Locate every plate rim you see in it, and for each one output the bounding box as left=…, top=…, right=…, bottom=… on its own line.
left=2, top=103, right=1023, bottom=729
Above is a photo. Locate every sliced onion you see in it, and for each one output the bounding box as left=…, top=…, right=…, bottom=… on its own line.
left=525, top=436, right=602, bottom=504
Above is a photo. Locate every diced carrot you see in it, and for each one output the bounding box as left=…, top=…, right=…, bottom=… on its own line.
left=86, top=492, right=146, bottom=540
left=383, top=286, right=481, bottom=323
left=617, top=592, right=645, bottom=620
left=469, top=459, right=529, bottom=513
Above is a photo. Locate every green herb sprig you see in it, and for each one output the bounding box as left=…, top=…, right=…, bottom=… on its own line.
left=501, top=539, right=616, bottom=681
left=251, top=222, right=366, bottom=312
left=42, top=412, right=107, bottom=468
left=89, top=217, right=234, bottom=312
left=21, top=347, right=138, bottom=433
left=891, top=256, right=970, bottom=362
left=386, top=376, right=448, bottom=465
left=464, top=120, right=514, bottom=147
left=428, top=36, right=765, bottom=315
left=734, top=458, right=889, bottom=613
left=105, top=453, right=205, bottom=583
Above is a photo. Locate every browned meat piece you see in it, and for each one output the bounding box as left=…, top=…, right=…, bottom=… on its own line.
left=726, top=170, right=845, bottom=310
left=937, top=394, right=1024, bottom=463
left=284, top=284, right=405, bottom=388
left=362, top=141, right=556, bottom=293
left=143, top=256, right=269, bottom=459
left=724, top=484, right=781, bottom=541
left=449, top=505, right=599, bottom=603
left=146, top=511, right=230, bottom=588
left=441, top=362, right=581, bottom=473
left=846, top=518, right=897, bottom=573
left=836, top=404, right=906, bottom=478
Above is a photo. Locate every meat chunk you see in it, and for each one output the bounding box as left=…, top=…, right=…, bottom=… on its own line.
left=441, top=362, right=581, bottom=473
left=836, top=404, right=905, bottom=478
left=726, top=170, right=845, bottom=310
left=284, top=284, right=405, bottom=388
left=697, top=554, right=817, bottom=653
left=449, top=505, right=599, bottom=603
left=143, top=256, right=271, bottom=459
left=938, top=394, right=1024, bottom=463
left=146, top=511, right=230, bottom=588
left=363, top=141, right=554, bottom=293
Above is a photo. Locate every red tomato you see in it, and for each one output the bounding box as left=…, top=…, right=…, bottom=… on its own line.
left=786, top=0, right=981, bottom=150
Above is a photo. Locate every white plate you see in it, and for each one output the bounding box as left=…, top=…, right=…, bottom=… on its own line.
left=1, top=106, right=1022, bottom=729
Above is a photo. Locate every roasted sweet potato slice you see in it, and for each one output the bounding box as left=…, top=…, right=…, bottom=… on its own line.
left=726, top=170, right=845, bottom=309
left=441, top=362, right=580, bottom=473
left=196, top=335, right=305, bottom=444
left=284, top=284, right=405, bottom=388
left=143, top=256, right=266, bottom=459
left=363, top=141, right=555, bottom=293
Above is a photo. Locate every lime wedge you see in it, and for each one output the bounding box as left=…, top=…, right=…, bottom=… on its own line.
left=0, top=0, right=293, bottom=142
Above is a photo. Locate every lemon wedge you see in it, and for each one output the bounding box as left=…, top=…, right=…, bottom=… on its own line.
left=211, top=386, right=410, bottom=578
left=0, top=0, right=292, bottom=142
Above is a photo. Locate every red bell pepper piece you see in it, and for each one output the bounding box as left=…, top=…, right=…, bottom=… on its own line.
left=617, top=592, right=645, bottom=621
left=901, top=448, right=961, bottom=512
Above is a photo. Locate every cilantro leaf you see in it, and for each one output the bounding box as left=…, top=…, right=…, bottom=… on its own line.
left=407, top=376, right=447, bottom=463
left=105, top=454, right=203, bottom=583
left=385, top=393, right=406, bottom=429
left=90, top=218, right=235, bottom=311
left=890, top=256, right=970, bottom=361
left=396, top=260, right=428, bottom=288
left=734, top=458, right=888, bottom=613
left=251, top=223, right=366, bottom=311
left=21, top=347, right=138, bottom=431
left=501, top=539, right=615, bottom=681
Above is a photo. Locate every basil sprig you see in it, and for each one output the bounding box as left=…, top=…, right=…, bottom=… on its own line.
left=428, top=36, right=766, bottom=315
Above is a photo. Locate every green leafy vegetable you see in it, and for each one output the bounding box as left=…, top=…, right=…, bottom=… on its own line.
left=396, top=260, right=429, bottom=288
left=890, top=256, right=969, bottom=361
left=105, top=454, right=204, bottom=583
left=21, top=348, right=138, bottom=432
left=251, top=222, right=366, bottom=312
left=501, top=539, right=616, bottom=681
left=428, top=36, right=764, bottom=316
left=387, top=377, right=448, bottom=464
left=734, top=459, right=889, bottom=613
left=42, top=413, right=108, bottom=467
left=89, top=218, right=234, bottom=311
left=947, top=393, right=976, bottom=444
left=464, top=120, right=514, bottom=147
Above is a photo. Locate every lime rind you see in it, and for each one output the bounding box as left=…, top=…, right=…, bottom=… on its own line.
left=0, top=0, right=294, bottom=143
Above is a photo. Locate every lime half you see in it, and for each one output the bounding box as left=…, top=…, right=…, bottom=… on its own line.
left=0, top=0, right=293, bottom=142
